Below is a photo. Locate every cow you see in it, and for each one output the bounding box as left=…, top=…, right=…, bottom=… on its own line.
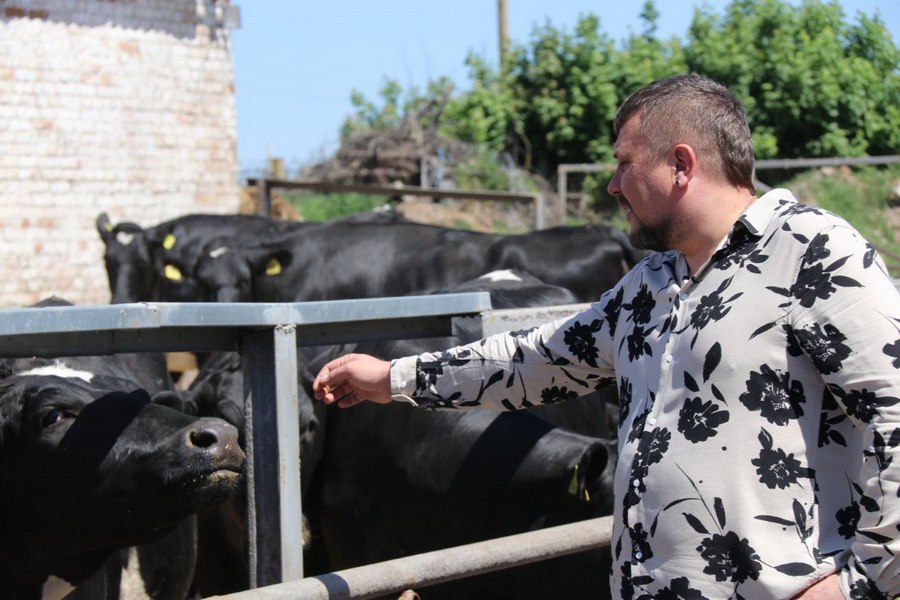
left=95, top=212, right=296, bottom=303
left=485, top=223, right=648, bottom=302
left=96, top=210, right=408, bottom=304
left=291, top=272, right=617, bottom=598
left=190, top=220, right=495, bottom=303
left=0, top=299, right=245, bottom=600
left=190, top=219, right=643, bottom=304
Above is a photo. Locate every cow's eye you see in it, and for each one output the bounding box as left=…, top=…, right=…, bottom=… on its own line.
left=41, top=409, right=74, bottom=428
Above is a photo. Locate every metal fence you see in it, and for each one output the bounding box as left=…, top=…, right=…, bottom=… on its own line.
left=246, top=178, right=548, bottom=230
left=556, top=155, right=900, bottom=216
left=0, top=295, right=613, bottom=598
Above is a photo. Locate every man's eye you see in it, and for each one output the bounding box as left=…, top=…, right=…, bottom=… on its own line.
left=41, top=409, right=74, bottom=428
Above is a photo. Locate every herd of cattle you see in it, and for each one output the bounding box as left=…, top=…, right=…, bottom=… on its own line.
left=2, top=208, right=647, bottom=599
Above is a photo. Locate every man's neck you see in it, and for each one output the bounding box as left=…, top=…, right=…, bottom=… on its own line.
left=680, top=188, right=756, bottom=275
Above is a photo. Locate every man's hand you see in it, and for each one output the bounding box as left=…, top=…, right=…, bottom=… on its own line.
left=792, top=574, right=843, bottom=599
left=312, top=353, right=393, bottom=408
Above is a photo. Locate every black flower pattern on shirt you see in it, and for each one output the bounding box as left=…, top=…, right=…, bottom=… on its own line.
left=697, top=531, right=762, bottom=584
left=785, top=323, right=851, bottom=375
left=540, top=385, right=578, bottom=405
left=767, top=233, right=864, bottom=309
left=675, top=276, right=742, bottom=348
left=848, top=575, right=888, bottom=600
left=624, top=425, right=669, bottom=510
left=564, top=319, right=602, bottom=367
left=603, top=286, right=625, bottom=337
left=827, top=383, right=900, bottom=425
left=619, top=376, right=633, bottom=425
left=624, top=324, right=655, bottom=361
left=654, top=577, right=708, bottom=600
left=624, top=283, right=655, bottom=325
left=714, top=226, right=767, bottom=275
left=630, top=522, right=653, bottom=563
left=752, top=428, right=813, bottom=489
left=836, top=501, right=860, bottom=539
left=884, top=339, right=900, bottom=369
left=740, top=364, right=806, bottom=425
left=678, top=397, right=730, bottom=443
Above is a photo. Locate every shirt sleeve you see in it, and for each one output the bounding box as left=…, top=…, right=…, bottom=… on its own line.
left=388, top=301, right=618, bottom=412
left=789, top=224, right=900, bottom=597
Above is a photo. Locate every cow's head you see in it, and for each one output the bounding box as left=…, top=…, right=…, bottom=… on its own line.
left=0, top=365, right=244, bottom=592
left=96, top=213, right=156, bottom=304
left=194, top=238, right=292, bottom=302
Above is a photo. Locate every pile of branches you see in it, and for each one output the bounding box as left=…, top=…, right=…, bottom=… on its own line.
left=302, top=95, right=475, bottom=187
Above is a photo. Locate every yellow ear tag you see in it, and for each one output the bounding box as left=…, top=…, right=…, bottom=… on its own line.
left=164, top=264, right=183, bottom=281
left=104, top=222, right=114, bottom=232
left=163, top=234, right=177, bottom=250
left=265, top=258, right=282, bottom=276
left=568, top=464, right=579, bottom=496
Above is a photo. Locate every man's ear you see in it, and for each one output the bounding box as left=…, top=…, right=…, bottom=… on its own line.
left=672, top=144, right=698, bottom=185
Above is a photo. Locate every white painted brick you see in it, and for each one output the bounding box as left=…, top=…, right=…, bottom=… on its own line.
left=0, top=0, right=240, bottom=307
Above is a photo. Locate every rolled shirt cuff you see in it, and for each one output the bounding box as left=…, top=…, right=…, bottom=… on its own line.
left=389, top=356, right=419, bottom=404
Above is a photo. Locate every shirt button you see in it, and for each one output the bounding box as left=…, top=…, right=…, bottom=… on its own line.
left=635, top=551, right=643, bottom=560
left=632, top=479, right=640, bottom=488
left=665, top=355, right=673, bottom=363
left=648, top=417, right=657, bottom=426
left=680, top=293, right=688, bottom=301
left=398, top=380, right=406, bottom=388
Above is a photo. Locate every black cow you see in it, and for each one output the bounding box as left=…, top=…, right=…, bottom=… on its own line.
left=293, top=273, right=617, bottom=598
left=191, top=219, right=642, bottom=304
left=96, top=210, right=408, bottom=304
left=0, top=303, right=245, bottom=599
left=191, top=220, right=495, bottom=303
left=486, top=223, right=648, bottom=302
left=182, top=344, right=328, bottom=596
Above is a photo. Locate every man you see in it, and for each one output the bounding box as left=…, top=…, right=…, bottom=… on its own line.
left=313, top=74, right=899, bottom=599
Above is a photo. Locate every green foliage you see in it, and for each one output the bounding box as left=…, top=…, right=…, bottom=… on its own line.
left=686, top=0, right=900, bottom=158
left=284, top=192, right=393, bottom=222
left=341, top=0, right=899, bottom=179
left=784, top=165, right=900, bottom=269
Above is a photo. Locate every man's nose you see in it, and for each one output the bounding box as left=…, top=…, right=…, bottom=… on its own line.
left=607, top=171, right=621, bottom=196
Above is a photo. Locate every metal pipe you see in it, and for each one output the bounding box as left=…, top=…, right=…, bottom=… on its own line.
left=207, top=515, right=614, bottom=600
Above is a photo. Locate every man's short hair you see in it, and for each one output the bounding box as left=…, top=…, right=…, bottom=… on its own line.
left=615, top=74, right=756, bottom=192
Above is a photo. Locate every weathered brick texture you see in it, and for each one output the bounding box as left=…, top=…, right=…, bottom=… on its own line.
left=0, top=0, right=239, bottom=306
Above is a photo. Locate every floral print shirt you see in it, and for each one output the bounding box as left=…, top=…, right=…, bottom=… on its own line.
left=390, top=189, right=900, bottom=599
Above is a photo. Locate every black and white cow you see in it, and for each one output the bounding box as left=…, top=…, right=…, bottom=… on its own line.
left=96, top=210, right=409, bottom=304
left=0, top=301, right=245, bottom=600
left=96, top=212, right=304, bottom=303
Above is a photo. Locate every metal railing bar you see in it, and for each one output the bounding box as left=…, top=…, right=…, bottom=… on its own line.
left=207, top=515, right=614, bottom=600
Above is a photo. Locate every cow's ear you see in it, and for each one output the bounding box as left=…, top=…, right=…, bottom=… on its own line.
left=96, top=212, right=114, bottom=242
left=246, top=247, right=292, bottom=276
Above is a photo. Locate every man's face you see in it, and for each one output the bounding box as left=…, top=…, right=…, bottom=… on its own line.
left=607, top=115, right=676, bottom=251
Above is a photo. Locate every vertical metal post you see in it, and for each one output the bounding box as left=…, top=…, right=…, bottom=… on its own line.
left=534, top=195, right=545, bottom=230
left=498, top=0, right=508, bottom=71
left=256, top=178, right=272, bottom=218
left=242, top=325, right=304, bottom=588
left=557, top=165, right=567, bottom=225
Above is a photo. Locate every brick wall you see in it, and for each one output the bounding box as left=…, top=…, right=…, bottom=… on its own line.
left=0, top=0, right=239, bottom=306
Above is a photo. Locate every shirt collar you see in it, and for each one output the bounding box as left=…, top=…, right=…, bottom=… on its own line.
left=740, top=187, right=799, bottom=236
left=673, top=188, right=799, bottom=282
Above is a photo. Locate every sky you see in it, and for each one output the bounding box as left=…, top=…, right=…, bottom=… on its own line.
left=231, top=1, right=900, bottom=178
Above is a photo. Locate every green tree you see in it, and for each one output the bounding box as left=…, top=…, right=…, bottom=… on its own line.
left=685, top=0, right=900, bottom=158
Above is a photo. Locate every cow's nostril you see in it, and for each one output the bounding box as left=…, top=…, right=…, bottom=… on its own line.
left=189, top=427, right=219, bottom=448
